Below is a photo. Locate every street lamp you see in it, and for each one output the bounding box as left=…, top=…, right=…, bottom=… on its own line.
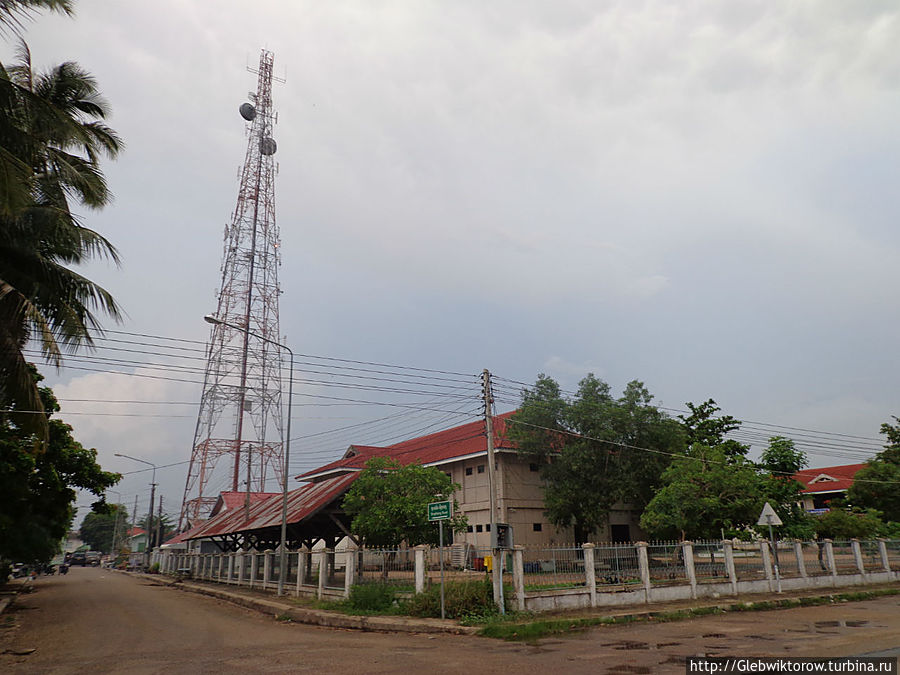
left=115, top=453, right=157, bottom=567
left=203, top=314, right=294, bottom=596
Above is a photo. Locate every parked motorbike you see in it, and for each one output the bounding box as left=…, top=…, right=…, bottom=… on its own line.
left=58, top=563, right=69, bottom=575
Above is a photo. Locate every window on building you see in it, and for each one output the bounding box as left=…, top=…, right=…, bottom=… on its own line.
left=533, top=523, right=542, bottom=532
left=477, top=465, right=485, bottom=474
left=466, top=525, right=473, bottom=533
left=465, top=467, right=473, bottom=476
left=529, top=463, right=539, bottom=472
left=475, top=524, right=483, bottom=533
left=485, top=524, right=491, bottom=532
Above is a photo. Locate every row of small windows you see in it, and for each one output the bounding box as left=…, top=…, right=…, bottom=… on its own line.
left=457, top=463, right=539, bottom=477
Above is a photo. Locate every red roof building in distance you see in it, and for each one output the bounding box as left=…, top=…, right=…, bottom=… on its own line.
left=299, top=412, right=516, bottom=483
left=793, top=463, right=867, bottom=513
left=210, top=491, right=280, bottom=517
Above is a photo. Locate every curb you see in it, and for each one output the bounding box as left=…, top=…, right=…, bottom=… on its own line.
left=128, top=573, right=478, bottom=635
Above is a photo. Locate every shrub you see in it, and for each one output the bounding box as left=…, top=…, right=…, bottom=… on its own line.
left=347, top=583, right=396, bottom=612
left=405, top=578, right=506, bottom=620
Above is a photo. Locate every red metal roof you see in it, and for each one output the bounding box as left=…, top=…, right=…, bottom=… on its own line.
left=211, top=490, right=280, bottom=516
left=298, top=412, right=516, bottom=481
left=793, top=463, right=866, bottom=494
left=186, top=472, right=359, bottom=540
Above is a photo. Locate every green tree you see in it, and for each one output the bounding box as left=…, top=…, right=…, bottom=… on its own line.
left=341, top=457, right=467, bottom=548
left=813, top=507, right=890, bottom=540
left=137, top=512, right=175, bottom=549
left=79, top=503, right=127, bottom=553
left=1, top=24, right=122, bottom=439
left=0, top=368, right=119, bottom=563
left=640, top=444, right=766, bottom=540
left=508, top=374, right=683, bottom=542
left=678, top=399, right=747, bottom=461
left=846, top=417, right=900, bottom=522
left=758, top=436, right=815, bottom=539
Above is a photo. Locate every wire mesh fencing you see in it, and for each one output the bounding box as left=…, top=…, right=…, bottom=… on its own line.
left=521, top=545, right=586, bottom=591
left=770, top=541, right=800, bottom=579
left=731, top=542, right=768, bottom=581
left=691, top=541, right=729, bottom=583
left=831, top=540, right=858, bottom=574
left=646, top=542, right=687, bottom=586
left=356, top=548, right=416, bottom=588
left=886, top=540, right=900, bottom=571
left=859, top=540, right=883, bottom=572
left=593, top=543, right=642, bottom=588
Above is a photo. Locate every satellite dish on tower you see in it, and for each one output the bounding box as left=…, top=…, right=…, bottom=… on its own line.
left=239, top=102, right=256, bottom=121
left=260, top=137, right=277, bottom=155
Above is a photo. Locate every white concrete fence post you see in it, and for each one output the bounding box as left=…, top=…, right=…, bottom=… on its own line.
left=512, top=545, right=525, bottom=611
left=414, top=545, right=426, bottom=595
left=227, top=552, right=234, bottom=583
left=793, top=541, right=807, bottom=578
left=682, top=541, right=697, bottom=599
left=824, top=540, right=837, bottom=579
left=249, top=552, right=258, bottom=588
left=722, top=540, right=738, bottom=594
left=759, top=540, right=774, bottom=591
left=636, top=542, right=651, bottom=603
left=344, top=545, right=357, bottom=599
left=296, top=549, right=307, bottom=594
left=582, top=543, right=597, bottom=608
left=264, top=550, right=273, bottom=588
left=851, top=539, right=865, bottom=576
left=317, top=549, right=330, bottom=599
left=878, top=539, right=891, bottom=573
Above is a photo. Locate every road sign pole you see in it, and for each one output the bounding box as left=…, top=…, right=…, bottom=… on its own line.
left=439, top=519, right=445, bottom=620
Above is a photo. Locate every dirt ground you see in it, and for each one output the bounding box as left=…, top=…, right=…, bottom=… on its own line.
left=1, top=567, right=897, bottom=674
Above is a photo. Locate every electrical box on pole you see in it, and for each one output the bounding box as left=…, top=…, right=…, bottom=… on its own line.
left=491, top=523, right=513, bottom=550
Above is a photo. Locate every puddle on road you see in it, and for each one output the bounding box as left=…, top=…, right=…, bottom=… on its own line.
left=702, top=633, right=726, bottom=638
left=602, top=641, right=650, bottom=650
left=605, top=665, right=652, bottom=674
left=814, top=620, right=869, bottom=629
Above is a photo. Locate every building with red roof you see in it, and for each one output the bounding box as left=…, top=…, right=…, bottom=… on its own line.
left=793, top=463, right=866, bottom=513
left=186, top=411, right=645, bottom=551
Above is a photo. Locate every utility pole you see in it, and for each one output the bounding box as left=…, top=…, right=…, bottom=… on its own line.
left=157, top=495, right=164, bottom=551
left=146, top=481, right=156, bottom=568
left=482, top=369, right=504, bottom=613
left=131, top=494, right=138, bottom=567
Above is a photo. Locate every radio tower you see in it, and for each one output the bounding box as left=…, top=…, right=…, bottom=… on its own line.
left=179, top=50, right=286, bottom=530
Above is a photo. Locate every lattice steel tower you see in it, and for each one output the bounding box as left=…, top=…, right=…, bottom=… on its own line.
left=179, top=50, right=285, bottom=530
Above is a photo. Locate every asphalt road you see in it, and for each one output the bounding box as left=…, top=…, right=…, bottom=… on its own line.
left=1, top=567, right=898, bottom=674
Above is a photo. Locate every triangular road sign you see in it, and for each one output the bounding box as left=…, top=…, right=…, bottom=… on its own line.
left=757, top=501, right=783, bottom=526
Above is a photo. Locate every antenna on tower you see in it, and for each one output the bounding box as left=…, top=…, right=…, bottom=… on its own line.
left=179, top=49, right=286, bottom=531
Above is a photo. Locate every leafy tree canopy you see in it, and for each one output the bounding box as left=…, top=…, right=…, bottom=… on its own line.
left=846, top=416, right=900, bottom=522
left=341, top=457, right=467, bottom=548
left=508, top=374, right=684, bottom=542
left=0, top=368, right=119, bottom=562
left=79, top=503, right=127, bottom=553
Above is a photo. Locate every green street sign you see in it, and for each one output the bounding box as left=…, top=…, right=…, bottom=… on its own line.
left=427, top=500, right=452, bottom=521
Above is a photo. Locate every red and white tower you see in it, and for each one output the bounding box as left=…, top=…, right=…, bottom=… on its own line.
left=179, top=50, right=286, bottom=529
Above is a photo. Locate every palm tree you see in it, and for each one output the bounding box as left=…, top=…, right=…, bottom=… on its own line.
left=0, top=42, right=122, bottom=438
left=0, top=1, right=71, bottom=34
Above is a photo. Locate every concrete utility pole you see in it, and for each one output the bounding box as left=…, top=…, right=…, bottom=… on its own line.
left=482, top=369, right=504, bottom=613
left=157, top=495, right=164, bottom=551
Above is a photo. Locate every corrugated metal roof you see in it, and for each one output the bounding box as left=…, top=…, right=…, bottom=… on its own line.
left=298, top=411, right=516, bottom=481
left=793, top=463, right=866, bottom=494
left=186, top=472, right=359, bottom=540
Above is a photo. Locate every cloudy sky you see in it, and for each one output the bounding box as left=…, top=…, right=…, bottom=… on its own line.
left=7, top=1, right=900, bottom=523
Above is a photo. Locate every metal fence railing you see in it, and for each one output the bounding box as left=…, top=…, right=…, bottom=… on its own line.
left=887, top=540, right=900, bottom=571
left=691, top=541, right=728, bottom=583
left=520, top=545, right=585, bottom=591
left=357, top=548, right=416, bottom=587
left=831, top=540, right=858, bottom=574
left=646, top=541, right=687, bottom=586
left=732, top=542, right=767, bottom=582
left=593, top=543, right=641, bottom=587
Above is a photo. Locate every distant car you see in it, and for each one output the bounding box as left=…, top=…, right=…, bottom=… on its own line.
left=85, top=551, right=101, bottom=567
left=69, top=552, right=87, bottom=566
